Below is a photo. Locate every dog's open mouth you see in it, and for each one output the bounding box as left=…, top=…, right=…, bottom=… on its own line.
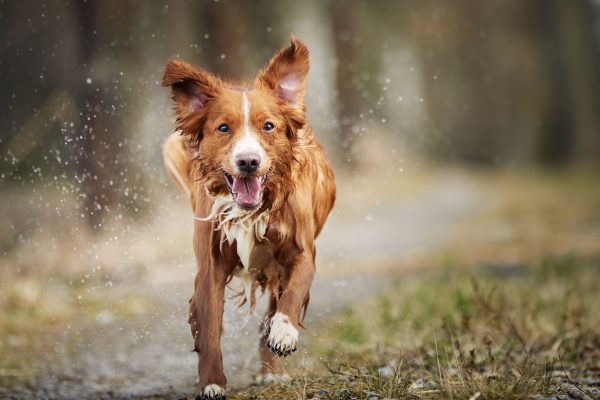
left=224, top=172, right=268, bottom=209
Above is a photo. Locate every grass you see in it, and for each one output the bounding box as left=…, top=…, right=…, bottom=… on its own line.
left=230, top=256, right=599, bottom=399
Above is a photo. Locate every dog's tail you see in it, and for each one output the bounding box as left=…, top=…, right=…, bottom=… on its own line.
left=163, top=132, right=193, bottom=198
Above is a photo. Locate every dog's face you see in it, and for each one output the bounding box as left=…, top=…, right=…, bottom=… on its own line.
left=163, top=38, right=309, bottom=210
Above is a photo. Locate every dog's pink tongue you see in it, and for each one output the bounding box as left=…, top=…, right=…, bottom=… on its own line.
left=232, top=176, right=262, bottom=206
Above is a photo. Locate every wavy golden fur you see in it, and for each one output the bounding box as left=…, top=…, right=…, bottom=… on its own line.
left=162, top=37, right=335, bottom=399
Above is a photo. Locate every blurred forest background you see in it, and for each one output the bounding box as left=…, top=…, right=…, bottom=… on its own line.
left=1, top=1, right=600, bottom=398
left=1, top=0, right=599, bottom=235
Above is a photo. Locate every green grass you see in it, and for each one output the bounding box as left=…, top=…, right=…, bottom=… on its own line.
left=232, top=256, right=600, bottom=399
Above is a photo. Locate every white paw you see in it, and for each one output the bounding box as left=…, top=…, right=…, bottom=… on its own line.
left=266, top=312, right=299, bottom=356
left=255, top=372, right=290, bottom=384
left=197, top=384, right=226, bottom=400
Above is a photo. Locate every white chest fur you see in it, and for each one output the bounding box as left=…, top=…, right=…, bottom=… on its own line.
left=196, top=194, right=272, bottom=311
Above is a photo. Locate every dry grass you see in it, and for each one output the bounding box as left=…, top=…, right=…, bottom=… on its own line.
left=230, top=256, right=599, bottom=399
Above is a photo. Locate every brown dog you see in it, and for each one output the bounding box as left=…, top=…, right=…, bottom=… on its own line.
left=161, top=37, right=336, bottom=399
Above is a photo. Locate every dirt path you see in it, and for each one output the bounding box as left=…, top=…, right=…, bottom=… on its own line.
left=2, top=173, right=482, bottom=399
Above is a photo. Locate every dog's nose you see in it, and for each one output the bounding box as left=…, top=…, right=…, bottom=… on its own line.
left=235, top=153, right=261, bottom=173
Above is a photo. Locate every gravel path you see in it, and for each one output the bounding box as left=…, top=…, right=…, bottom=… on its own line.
left=2, top=174, right=481, bottom=399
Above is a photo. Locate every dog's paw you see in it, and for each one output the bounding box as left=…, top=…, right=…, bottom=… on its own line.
left=266, top=312, right=298, bottom=357
left=255, top=372, right=290, bottom=384
left=195, top=384, right=226, bottom=400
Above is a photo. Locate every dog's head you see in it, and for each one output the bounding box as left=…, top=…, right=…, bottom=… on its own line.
left=162, top=37, right=309, bottom=210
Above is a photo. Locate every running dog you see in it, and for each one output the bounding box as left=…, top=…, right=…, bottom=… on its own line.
left=162, top=37, right=335, bottom=399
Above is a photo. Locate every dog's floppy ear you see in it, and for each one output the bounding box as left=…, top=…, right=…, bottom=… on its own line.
left=162, top=59, right=222, bottom=115
left=257, top=36, right=309, bottom=109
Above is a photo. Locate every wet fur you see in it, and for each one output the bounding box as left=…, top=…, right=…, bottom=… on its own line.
left=162, top=38, right=335, bottom=398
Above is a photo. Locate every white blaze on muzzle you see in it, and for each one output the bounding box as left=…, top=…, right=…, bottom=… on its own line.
left=226, top=91, right=268, bottom=208
left=230, top=92, right=266, bottom=172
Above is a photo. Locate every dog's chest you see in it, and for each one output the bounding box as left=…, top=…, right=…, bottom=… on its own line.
left=214, top=204, right=276, bottom=278
left=230, top=222, right=272, bottom=273
left=200, top=195, right=277, bottom=300
left=224, top=216, right=277, bottom=306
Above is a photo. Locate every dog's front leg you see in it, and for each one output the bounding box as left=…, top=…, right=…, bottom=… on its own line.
left=189, top=256, right=228, bottom=400
left=257, top=290, right=286, bottom=382
left=267, top=253, right=315, bottom=356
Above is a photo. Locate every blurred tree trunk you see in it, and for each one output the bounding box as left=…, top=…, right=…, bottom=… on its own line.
left=539, top=0, right=600, bottom=165
left=73, top=1, right=139, bottom=229
left=535, top=0, right=576, bottom=165
left=202, top=0, right=247, bottom=79
left=329, top=0, right=362, bottom=165
left=413, top=2, right=498, bottom=164
left=75, top=1, right=110, bottom=228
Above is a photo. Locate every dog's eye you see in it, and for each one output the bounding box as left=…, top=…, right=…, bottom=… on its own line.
left=263, top=122, right=275, bottom=132
left=217, top=123, right=230, bottom=133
